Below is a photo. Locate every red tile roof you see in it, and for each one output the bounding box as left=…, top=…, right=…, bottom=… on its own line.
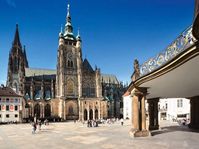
left=123, top=91, right=130, bottom=97
left=0, top=87, right=22, bottom=97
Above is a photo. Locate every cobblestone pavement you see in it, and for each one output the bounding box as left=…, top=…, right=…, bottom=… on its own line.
left=0, top=120, right=199, bottom=149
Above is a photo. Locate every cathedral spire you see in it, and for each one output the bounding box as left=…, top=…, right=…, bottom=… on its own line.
left=76, top=28, right=81, bottom=41
left=23, top=45, right=29, bottom=68
left=59, top=24, right=63, bottom=37
left=67, top=3, right=70, bottom=18
left=64, top=3, right=75, bottom=40
left=13, top=24, right=22, bottom=47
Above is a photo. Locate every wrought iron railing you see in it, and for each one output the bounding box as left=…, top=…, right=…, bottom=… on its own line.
left=140, top=26, right=197, bottom=76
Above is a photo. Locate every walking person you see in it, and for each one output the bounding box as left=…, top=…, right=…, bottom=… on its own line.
left=38, top=120, right=42, bottom=130
left=32, top=122, right=35, bottom=134
left=32, top=122, right=36, bottom=134
left=120, top=118, right=124, bottom=126
left=87, top=120, right=90, bottom=127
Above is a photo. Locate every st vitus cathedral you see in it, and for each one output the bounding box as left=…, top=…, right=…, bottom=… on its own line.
left=7, top=4, right=126, bottom=121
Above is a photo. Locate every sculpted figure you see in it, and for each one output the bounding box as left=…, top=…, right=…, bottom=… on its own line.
left=133, top=59, right=140, bottom=80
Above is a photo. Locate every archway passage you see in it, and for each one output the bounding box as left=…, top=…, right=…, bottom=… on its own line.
left=68, top=105, right=74, bottom=116
left=89, top=109, right=93, bottom=120
left=84, top=109, right=88, bottom=120
left=34, top=104, right=40, bottom=118
left=45, top=104, right=51, bottom=117
left=95, top=109, right=98, bottom=120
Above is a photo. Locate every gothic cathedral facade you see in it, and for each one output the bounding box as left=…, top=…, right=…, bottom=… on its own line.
left=6, top=4, right=117, bottom=121
left=56, top=4, right=106, bottom=120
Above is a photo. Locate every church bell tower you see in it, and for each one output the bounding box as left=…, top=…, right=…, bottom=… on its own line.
left=7, top=24, right=29, bottom=95
left=56, top=4, right=82, bottom=98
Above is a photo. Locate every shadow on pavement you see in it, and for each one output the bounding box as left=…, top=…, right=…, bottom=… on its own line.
left=151, top=125, right=199, bottom=136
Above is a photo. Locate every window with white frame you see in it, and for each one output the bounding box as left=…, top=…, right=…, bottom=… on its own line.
left=177, top=99, right=183, bottom=108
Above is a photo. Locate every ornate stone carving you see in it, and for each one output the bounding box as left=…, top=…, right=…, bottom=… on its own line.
left=140, top=26, right=197, bottom=76
left=132, top=59, right=140, bottom=81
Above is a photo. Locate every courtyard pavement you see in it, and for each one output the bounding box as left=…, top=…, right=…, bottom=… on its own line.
left=0, top=120, right=199, bottom=149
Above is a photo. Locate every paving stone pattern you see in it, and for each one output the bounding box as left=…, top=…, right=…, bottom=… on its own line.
left=0, top=120, right=199, bottom=149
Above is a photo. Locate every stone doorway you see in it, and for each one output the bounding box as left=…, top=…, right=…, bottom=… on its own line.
left=45, top=104, right=51, bottom=117
left=89, top=109, right=93, bottom=120
left=34, top=104, right=40, bottom=118
left=84, top=109, right=88, bottom=120
left=95, top=109, right=98, bottom=120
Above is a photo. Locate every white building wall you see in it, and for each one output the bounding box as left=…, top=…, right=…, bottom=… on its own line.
left=0, top=96, right=23, bottom=123
left=123, top=95, right=132, bottom=120
left=159, top=98, right=190, bottom=121
left=123, top=97, right=190, bottom=122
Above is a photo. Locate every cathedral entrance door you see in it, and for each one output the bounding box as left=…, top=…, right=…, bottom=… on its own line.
left=95, top=109, right=98, bottom=120
left=84, top=109, right=88, bottom=120
left=34, top=104, right=40, bottom=118
left=89, top=109, right=93, bottom=120
left=44, top=104, right=51, bottom=117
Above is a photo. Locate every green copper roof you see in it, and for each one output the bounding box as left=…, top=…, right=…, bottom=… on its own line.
left=25, top=69, right=119, bottom=85
left=101, top=74, right=119, bottom=84
left=25, top=68, right=56, bottom=77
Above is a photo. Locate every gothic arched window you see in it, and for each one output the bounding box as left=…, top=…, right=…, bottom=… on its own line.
left=67, top=60, right=73, bottom=68
left=67, top=52, right=74, bottom=68
left=66, top=80, right=74, bottom=95
left=68, top=60, right=71, bottom=67
left=13, top=56, right=18, bottom=73
left=70, top=61, right=73, bottom=67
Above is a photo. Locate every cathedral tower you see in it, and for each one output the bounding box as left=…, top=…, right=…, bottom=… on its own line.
left=7, top=24, right=29, bottom=95
left=56, top=4, right=82, bottom=119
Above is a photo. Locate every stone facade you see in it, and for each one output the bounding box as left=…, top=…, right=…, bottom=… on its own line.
left=6, top=4, right=124, bottom=121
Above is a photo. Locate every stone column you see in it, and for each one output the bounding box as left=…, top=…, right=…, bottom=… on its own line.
left=93, top=103, right=95, bottom=120
left=30, top=83, right=34, bottom=99
left=63, top=100, right=66, bottom=120
left=132, top=95, right=139, bottom=130
left=51, top=79, right=54, bottom=98
left=130, top=87, right=149, bottom=137
left=87, top=106, right=90, bottom=120
left=98, top=102, right=101, bottom=119
left=148, top=98, right=159, bottom=130
left=51, top=102, right=53, bottom=116
left=81, top=101, right=83, bottom=121
left=59, top=99, right=63, bottom=118
left=141, top=96, right=146, bottom=130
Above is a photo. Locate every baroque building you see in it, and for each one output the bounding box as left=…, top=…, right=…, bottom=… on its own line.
left=7, top=4, right=125, bottom=121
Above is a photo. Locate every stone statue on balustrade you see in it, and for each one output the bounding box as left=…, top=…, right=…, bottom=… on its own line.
left=131, top=59, right=140, bottom=82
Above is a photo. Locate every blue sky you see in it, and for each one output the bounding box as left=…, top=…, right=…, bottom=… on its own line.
left=0, top=0, right=195, bottom=85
